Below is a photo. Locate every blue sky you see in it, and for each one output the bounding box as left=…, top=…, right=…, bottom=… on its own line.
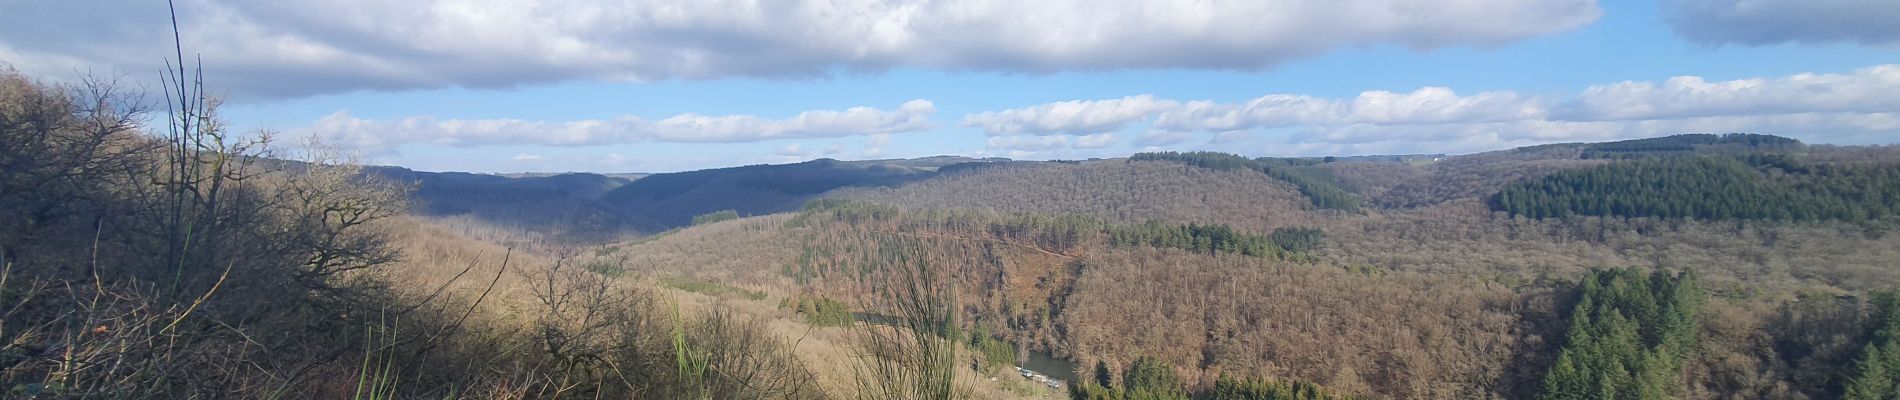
left=2, top=0, right=1896, bottom=173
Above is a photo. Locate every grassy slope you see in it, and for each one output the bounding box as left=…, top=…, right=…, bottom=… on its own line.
left=392, top=214, right=1052, bottom=399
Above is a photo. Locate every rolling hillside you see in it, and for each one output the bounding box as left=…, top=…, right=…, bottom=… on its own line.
left=598, top=157, right=983, bottom=231
left=351, top=133, right=1900, bottom=399
left=580, top=134, right=1900, bottom=399
left=365, top=156, right=1007, bottom=238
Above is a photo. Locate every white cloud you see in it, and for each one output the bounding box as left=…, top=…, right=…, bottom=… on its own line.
left=1154, top=87, right=1545, bottom=131
left=1283, top=112, right=1900, bottom=155
left=1563, top=64, right=1900, bottom=120
left=1074, top=133, right=1119, bottom=149
left=0, top=0, right=1601, bottom=99
left=1663, top=0, right=1900, bottom=46
left=1211, top=131, right=1254, bottom=145
left=985, top=132, right=1124, bottom=151
left=512, top=153, right=544, bottom=161
left=774, top=144, right=807, bottom=157
left=962, top=95, right=1178, bottom=136
left=599, top=153, right=630, bottom=170
left=650, top=100, right=935, bottom=143
left=300, top=100, right=934, bottom=152
left=1134, top=130, right=1198, bottom=147
left=972, top=65, right=1900, bottom=154
left=986, top=136, right=1072, bottom=151
left=863, top=133, right=893, bottom=157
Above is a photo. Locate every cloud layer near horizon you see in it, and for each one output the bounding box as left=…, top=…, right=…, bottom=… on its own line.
left=0, top=0, right=1600, bottom=99
left=972, top=65, right=1900, bottom=154
left=304, top=100, right=934, bottom=153
left=298, top=65, right=1899, bottom=157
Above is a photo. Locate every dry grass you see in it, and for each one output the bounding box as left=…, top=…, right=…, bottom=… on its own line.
left=382, top=215, right=1048, bottom=399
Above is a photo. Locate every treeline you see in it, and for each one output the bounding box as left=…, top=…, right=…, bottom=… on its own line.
left=1209, top=375, right=1360, bottom=400
left=803, top=199, right=1322, bottom=260
left=781, top=295, right=853, bottom=326
left=1579, top=133, right=1802, bottom=159
left=1071, top=356, right=1355, bottom=400
left=599, top=157, right=935, bottom=231
left=1540, top=268, right=1701, bottom=400
left=1494, top=155, right=1900, bottom=222
left=1106, top=221, right=1323, bottom=259
left=1267, top=227, right=1325, bottom=253
left=1131, top=152, right=1361, bottom=212
left=692, top=209, right=740, bottom=225
left=968, top=325, right=1019, bottom=371
left=832, top=159, right=1321, bottom=235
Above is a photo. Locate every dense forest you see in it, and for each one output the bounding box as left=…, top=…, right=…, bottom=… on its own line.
left=1069, top=355, right=1359, bottom=400
left=1539, top=269, right=1702, bottom=400
left=1495, top=155, right=1900, bottom=221
left=1842, top=291, right=1900, bottom=399
left=1577, top=133, right=1804, bottom=159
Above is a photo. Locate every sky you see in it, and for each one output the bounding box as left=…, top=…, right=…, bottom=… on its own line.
left=1, top=0, right=1896, bottom=173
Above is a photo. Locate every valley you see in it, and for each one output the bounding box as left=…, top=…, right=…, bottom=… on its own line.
left=375, top=134, right=1900, bottom=399
left=8, top=66, right=1900, bottom=400
left=8, top=2, right=1898, bottom=399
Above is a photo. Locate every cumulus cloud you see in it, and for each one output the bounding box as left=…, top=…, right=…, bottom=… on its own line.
left=0, top=0, right=1600, bottom=99
left=649, top=100, right=935, bottom=143
left=986, top=136, right=1073, bottom=151
left=962, top=95, right=1178, bottom=136
left=301, top=100, right=934, bottom=152
left=984, top=133, right=1124, bottom=151
left=1154, top=87, right=1544, bottom=131
left=1134, top=130, right=1199, bottom=147
left=599, top=153, right=630, bottom=170
left=863, top=133, right=893, bottom=157
left=1562, top=64, right=1900, bottom=120
left=1074, top=133, right=1119, bottom=149
left=1663, top=0, right=1900, bottom=46
left=512, top=153, right=544, bottom=161
left=972, top=65, right=1900, bottom=154
left=1285, top=112, right=1900, bottom=155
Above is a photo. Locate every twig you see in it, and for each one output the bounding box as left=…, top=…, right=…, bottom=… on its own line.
left=160, top=259, right=235, bottom=333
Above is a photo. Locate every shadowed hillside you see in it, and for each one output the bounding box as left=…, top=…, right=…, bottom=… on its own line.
left=599, top=157, right=1002, bottom=232
left=364, top=167, right=636, bottom=239
left=359, top=156, right=1009, bottom=239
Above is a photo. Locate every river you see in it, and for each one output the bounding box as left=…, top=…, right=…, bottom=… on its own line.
left=850, top=312, right=1082, bottom=385
left=1018, top=347, right=1080, bottom=385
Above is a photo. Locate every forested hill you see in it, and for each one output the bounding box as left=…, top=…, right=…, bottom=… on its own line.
left=598, top=157, right=1004, bottom=231
left=379, top=133, right=1897, bottom=238
left=1493, top=154, right=1900, bottom=221
left=366, top=156, right=1007, bottom=237
left=354, top=132, right=1900, bottom=399
left=1576, top=133, right=1804, bottom=159
left=360, top=166, right=638, bottom=239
